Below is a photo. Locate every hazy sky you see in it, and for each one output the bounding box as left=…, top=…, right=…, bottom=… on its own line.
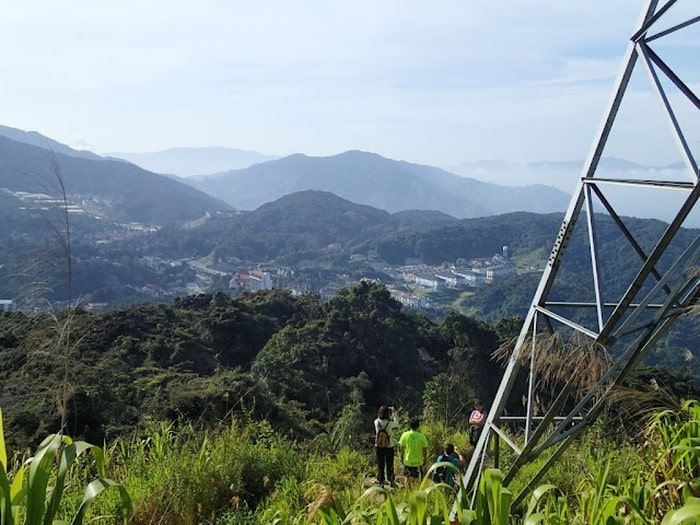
left=0, top=1, right=696, bottom=167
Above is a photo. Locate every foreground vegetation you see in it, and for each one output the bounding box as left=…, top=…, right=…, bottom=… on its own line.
left=2, top=145, right=697, bottom=525
left=1, top=399, right=698, bottom=524
left=1, top=285, right=698, bottom=524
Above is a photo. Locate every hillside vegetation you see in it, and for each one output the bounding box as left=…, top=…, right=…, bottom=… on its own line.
left=0, top=285, right=697, bottom=523
left=0, top=284, right=509, bottom=449
left=2, top=282, right=697, bottom=448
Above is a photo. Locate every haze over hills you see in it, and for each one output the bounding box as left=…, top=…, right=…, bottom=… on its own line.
left=187, top=151, right=571, bottom=218
left=1, top=124, right=695, bottom=226
left=0, top=133, right=230, bottom=225
left=445, top=157, right=688, bottom=193
left=110, top=147, right=279, bottom=178
left=445, top=157, right=698, bottom=226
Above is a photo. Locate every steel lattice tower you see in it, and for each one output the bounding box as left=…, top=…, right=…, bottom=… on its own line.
left=461, top=0, right=699, bottom=508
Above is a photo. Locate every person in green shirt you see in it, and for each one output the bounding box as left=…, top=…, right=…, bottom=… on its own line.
left=398, top=417, right=429, bottom=481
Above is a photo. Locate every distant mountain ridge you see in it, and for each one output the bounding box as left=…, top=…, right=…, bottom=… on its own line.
left=3, top=123, right=689, bottom=225
left=189, top=150, right=571, bottom=218
left=445, top=156, right=696, bottom=225
left=110, top=147, right=279, bottom=177
left=0, top=133, right=230, bottom=225
left=0, top=124, right=103, bottom=161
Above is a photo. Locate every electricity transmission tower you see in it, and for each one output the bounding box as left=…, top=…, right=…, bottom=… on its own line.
left=462, top=0, right=699, bottom=507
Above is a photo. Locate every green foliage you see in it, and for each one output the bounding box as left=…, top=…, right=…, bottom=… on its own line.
left=513, top=400, right=700, bottom=524
left=423, top=313, right=504, bottom=427
left=95, top=419, right=302, bottom=525
left=3, top=282, right=695, bottom=457
left=329, top=402, right=367, bottom=451
left=0, top=407, right=131, bottom=525
left=251, top=282, right=447, bottom=429
left=642, top=399, right=700, bottom=519
left=2, top=399, right=689, bottom=524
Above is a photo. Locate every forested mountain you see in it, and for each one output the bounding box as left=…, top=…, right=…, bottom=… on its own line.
left=147, top=190, right=401, bottom=262
left=1, top=282, right=695, bottom=454
left=391, top=209, right=457, bottom=226
left=188, top=150, right=571, bottom=217
left=2, top=183, right=696, bottom=330
left=147, top=190, right=697, bottom=282
left=0, top=284, right=510, bottom=448
left=142, top=190, right=563, bottom=265
left=137, top=191, right=699, bottom=371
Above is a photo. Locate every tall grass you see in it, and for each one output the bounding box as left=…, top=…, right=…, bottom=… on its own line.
left=300, top=400, right=700, bottom=524
left=86, top=418, right=307, bottom=525
left=0, top=408, right=131, bottom=525
left=516, top=400, right=700, bottom=524
left=4, top=398, right=697, bottom=524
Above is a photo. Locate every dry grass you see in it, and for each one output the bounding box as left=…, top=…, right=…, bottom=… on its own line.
left=493, top=330, right=613, bottom=400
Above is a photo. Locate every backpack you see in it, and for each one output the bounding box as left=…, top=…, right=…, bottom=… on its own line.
left=375, top=421, right=389, bottom=447
left=431, top=455, right=448, bottom=483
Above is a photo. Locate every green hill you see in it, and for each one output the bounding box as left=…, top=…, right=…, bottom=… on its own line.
left=0, top=284, right=508, bottom=449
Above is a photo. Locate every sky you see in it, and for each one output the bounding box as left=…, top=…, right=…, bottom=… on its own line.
left=0, top=1, right=697, bottom=168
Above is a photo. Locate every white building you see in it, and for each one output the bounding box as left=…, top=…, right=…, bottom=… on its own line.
left=451, top=269, right=486, bottom=286
left=0, top=299, right=14, bottom=311
left=249, top=269, right=273, bottom=291
left=414, top=273, right=442, bottom=291
left=389, top=289, right=422, bottom=308
left=436, top=272, right=460, bottom=288
left=485, top=264, right=517, bottom=281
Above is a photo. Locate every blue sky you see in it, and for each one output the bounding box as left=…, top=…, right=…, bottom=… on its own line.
left=0, top=1, right=696, bottom=167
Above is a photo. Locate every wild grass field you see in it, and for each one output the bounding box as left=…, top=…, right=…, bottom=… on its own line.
left=1, top=400, right=698, bottom=524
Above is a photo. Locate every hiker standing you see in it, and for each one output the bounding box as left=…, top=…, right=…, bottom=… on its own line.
left=398, top=417, right=429, bottom=483
left=374, top=405, right=399, bottom=487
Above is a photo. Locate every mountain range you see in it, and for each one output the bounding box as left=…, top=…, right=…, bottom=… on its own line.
left=109, top=147, right=279, bottom=177
left=446, top=157, right=688, bottom=193
left=1, top=124, right=694, bottom=227
left=0, top=132, right=230, bottom=225
left=446, top=157, right=697, bottom=226
left=187, top=151, right=571, bottom=218
left=0, top=125, right=572, bottom=222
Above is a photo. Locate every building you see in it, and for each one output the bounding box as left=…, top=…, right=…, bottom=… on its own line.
left=451, top=268, right=486, bottom=286
left=0, top=299, right=14, bottom=312
left=485, top=264, right=517, bottom=281
left=248, top=269, right=273, bottom=291
left=414, top=272, right=442, bottom=291
left=389, top=289, right=422, bottom=308
left=436, top=272, right=460, bottom=288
